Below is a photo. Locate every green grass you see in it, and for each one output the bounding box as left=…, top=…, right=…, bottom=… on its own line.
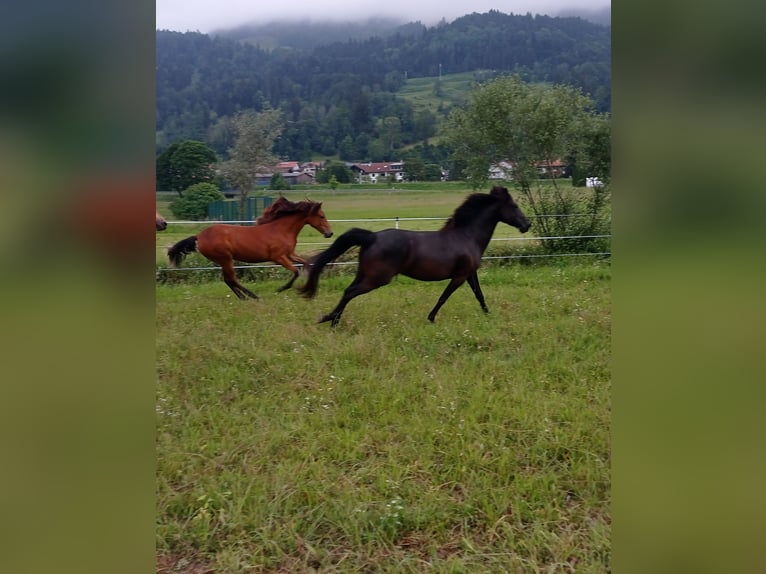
left=156, top=260, right=611, bottom=572
left=397, top=71, right=483, bottom=117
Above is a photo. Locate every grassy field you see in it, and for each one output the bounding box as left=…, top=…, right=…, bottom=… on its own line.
left=157, top=185, right=611, bottom=571
left=396, top=71, right=480, bottom=117
left=156, top=259, right=611, bottom=573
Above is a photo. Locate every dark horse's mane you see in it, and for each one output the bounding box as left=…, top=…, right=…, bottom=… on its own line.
left=256, top=197, right=320, bottom=224
left=440, top=193, right=498, bottom=231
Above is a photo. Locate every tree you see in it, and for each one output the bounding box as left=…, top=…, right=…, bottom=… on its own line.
left=219, top=108, right=283, bottom=219
left=169, top=182, right=224, bottom=220
left=317, top=161, right=353, bottom=184
left=445, top=75, right=611, bottom=254
left=403, top=156, right=425, bottom=181
left=269, top=173, right=290, bottom=190
left=156, top=140, right=218, bottom=197
left=380, top=116, right=402, bottom=153
left=424, top=163, right=444, bottom=181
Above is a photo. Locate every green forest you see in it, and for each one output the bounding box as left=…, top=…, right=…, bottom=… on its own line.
left=156, top=10, right=610, bottom=164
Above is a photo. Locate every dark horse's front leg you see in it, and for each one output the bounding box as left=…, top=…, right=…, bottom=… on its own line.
left=466, top=271, right=489, bottom=314
left=427, top=276, right=467, bottom=322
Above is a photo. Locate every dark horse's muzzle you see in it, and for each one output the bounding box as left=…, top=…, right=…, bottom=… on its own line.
left=324, top=231, right=334, bottom=238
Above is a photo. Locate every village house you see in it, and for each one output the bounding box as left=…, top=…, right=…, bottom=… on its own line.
left=273, top=161, right=301, bottom=174
left=253, top=160, right=323, bottom=187
left=488, top=159, right=567, bottom=180
left=350, top=161, right=405, bottom=184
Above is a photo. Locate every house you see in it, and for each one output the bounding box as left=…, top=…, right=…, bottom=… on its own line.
left=488, top=159, right=566, bottom=180
left=300, top=161, right=324, bottom=176
left=535, top=159, right=566, bottom=178
left=350, top=161, right=405, bottom=184
left=586, top=177, right=604, bottom=188
left=274, top=161, right=301, bottom=174
left=488, top=161, right=514, bottom=180
left=283, top=172, right=315, bottom=185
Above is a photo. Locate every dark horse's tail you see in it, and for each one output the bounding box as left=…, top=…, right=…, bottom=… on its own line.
left=167, top=236, right=198, bottom=267
left=299, top=228, right=376, bottom=298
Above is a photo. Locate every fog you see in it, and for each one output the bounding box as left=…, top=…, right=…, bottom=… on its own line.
left=156, top=0, right=610, bottom=33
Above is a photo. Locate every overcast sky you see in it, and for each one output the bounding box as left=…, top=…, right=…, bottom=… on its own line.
left=156, top=0, right=610, bottom=34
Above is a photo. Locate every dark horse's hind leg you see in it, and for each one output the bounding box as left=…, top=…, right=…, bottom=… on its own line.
left=221, top=260, right=259, bottom=300
left=466, top=271, right=489, bottom=314
left=320, top=273, right=392, bottom=327
left=427, top=277, right=468, bottom=322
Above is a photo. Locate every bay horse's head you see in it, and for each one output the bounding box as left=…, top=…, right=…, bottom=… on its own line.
left=491, top=186, right=531, bottom=233
left=156, top=210, right=167, bottom=231
left=306, top=202, right=333, bottom=238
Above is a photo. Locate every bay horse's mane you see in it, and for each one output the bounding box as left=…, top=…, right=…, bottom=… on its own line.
left=440, top=193, right=498, bottom=231
left=256, top=196, right=321, bottom=224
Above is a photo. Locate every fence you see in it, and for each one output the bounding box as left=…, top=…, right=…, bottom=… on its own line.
left=157, top=214, right=611, bottom=275
left=206, top=196, right=274, bottom=224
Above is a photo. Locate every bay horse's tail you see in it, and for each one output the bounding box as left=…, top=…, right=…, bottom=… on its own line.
left=299, top=227, right=376, bottom=299
left=167, top=235, right=198, bottom=268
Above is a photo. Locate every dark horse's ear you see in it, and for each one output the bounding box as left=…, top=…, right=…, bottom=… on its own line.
left=311, top=202, right=322, bottom=213
left=490, top=186, right=510, bottom=200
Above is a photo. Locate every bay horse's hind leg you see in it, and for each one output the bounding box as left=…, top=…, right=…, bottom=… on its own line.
left=221, top=260, right=259, bottom=300
left=275, top=255, right=302, bottom=293
left=427, top=276, right=467, bottom=322
left=466, top=271, right=489, bottom=314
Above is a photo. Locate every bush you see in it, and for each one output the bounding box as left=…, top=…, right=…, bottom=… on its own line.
left=170, top=183, right=224, bottom=220
left=269, top=173, right=291, bottom=190
left=517, top=179, right=611, bottom=254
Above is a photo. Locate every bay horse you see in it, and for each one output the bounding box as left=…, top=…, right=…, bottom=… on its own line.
left=167, top=197, right=333, bottom=299
left=156, top=211, right=167, bottom=231
left=299, top=186, right=531, bottom=326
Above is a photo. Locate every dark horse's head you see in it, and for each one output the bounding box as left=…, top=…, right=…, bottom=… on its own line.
left=490, top=186, right=531, bottom=233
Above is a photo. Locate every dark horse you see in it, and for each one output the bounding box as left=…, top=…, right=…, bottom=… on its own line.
left=168, top=197, right=333, bottom=299
left=299, top=186, right=531, bottom=326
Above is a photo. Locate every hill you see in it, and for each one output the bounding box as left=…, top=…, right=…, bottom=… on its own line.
left=156, top=11, right=610, bottom=161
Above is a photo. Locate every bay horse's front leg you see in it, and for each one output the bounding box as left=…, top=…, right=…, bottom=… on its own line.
left=466, top=271, right=489, bottom=314
left=427, top=277, right=467, bottom=322
left=275, top=255, right=301, bottom=292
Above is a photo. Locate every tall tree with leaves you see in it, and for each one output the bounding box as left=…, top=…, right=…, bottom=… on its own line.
left=156, top=140, right=218, bottom=196
left=445, top=75, right=610, bottom=253
left=219, top=108, right=283, bottom=219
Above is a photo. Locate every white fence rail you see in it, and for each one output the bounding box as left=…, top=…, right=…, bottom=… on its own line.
left=165, top=213, right=593, bottom=227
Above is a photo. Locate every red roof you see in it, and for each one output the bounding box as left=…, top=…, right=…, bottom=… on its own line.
left=275, top=161, right=300, bottom=172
